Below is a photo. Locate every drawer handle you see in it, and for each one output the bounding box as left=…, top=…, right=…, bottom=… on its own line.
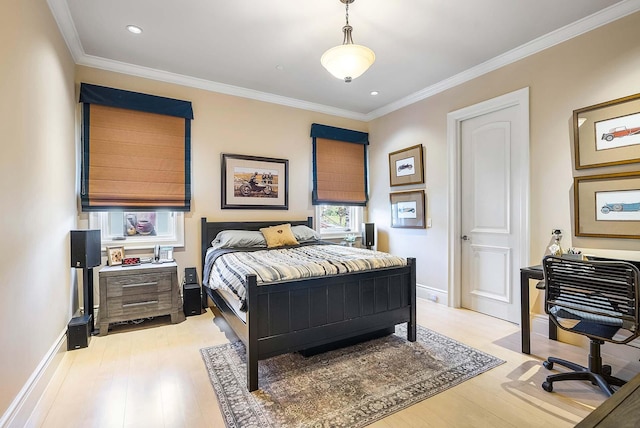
left=122, top=281, right=157, bottom=288
left=122, top=300, right=158, bottom=308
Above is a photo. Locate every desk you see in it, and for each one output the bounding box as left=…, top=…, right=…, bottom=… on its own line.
left=520, top=265, right=557, bottom=354
left=575, top=372, right=640, bottom=427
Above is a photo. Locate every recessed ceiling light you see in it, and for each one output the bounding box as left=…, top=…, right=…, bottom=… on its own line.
left=126, top=25, right=143, bottom=34
left=370, top=91, right=379, bottom=96
left=275, top=65, right=284, bottom=71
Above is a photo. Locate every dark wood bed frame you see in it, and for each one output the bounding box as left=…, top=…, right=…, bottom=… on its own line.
left=200, top=217, right=417, bottom=391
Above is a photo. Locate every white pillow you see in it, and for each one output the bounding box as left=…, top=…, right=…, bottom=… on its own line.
left=211, top=230, right=266, bottom=249
left=291, top=225, right=321, bottom=242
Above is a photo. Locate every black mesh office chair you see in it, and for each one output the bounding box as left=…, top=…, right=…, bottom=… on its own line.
left=541, top=255, right=640, bottom=397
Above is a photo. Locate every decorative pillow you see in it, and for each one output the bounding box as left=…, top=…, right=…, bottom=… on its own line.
left=291, top=225, right=320, bottom=242
left=260, top=223, right=300, bottom=248
left=211, top=230, right=267, bottom=249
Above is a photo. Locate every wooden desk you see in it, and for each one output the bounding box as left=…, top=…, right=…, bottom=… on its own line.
left=520, top=265, right=557, bottom=354
left=576, top=372, right=640, bottom=427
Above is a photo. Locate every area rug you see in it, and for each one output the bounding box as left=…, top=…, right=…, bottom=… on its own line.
left=201, top=325, right=504, bottom=428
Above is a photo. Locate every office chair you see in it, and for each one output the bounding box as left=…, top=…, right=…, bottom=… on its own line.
left=541, top=255, right=640, bottom=397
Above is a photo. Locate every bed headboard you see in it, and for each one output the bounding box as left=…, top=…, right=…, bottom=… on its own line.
left=200, top=217, right=313, bottom=279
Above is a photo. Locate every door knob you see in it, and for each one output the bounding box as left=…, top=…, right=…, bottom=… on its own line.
left=461, top=235, right=470, bottom=241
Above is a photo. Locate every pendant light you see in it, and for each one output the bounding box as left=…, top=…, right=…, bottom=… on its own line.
left=321, top=0, right=375, bottom=83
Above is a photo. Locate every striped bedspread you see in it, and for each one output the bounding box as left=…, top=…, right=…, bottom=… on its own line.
left=204, top=243, right=407, bottom=312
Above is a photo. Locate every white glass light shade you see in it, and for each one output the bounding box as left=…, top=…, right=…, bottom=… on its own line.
left=321, top=44, right=375, bottom=82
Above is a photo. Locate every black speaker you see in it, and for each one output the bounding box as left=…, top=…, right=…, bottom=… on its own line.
left=183, top=283, right=202, bottom=316
left=67, top=314, right=92, bottom=350
left=70, top=230, right=101, bottom=268
left=362, top=223, right=375, bottom=249
left=185, top=267, right=199, bottom=285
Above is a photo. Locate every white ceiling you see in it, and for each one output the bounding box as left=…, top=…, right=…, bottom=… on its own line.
left=48, top=0, right=640, bottom=121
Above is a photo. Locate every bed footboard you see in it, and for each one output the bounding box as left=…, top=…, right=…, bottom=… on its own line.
left=245, top=258, right=416, bottom=391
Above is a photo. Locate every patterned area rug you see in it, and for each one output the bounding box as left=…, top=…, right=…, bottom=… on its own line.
left=201, top=325, right=504, bottom=428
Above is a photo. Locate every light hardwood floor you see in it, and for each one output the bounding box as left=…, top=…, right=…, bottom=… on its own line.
left=27, top=300, right=640, bottom=427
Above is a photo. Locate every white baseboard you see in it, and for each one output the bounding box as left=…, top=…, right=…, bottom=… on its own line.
left=0, top=329, right=67, bottom=428
left=416, top=283, right=447, bottom=304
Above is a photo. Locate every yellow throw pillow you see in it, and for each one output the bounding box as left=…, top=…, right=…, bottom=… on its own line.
left=260, top=223, right=299, bottom=248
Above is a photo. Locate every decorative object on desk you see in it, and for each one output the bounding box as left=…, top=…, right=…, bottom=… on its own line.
left=545, top=229, right=564, bottom=256
left=390, top=190, right=425, bottom=228
left=574, top=92, right=640, bottom=169
left=221, top=153, right=288, bottom=210
left=388, top=144, right=424, bottom=187
left=201, top=324, right=504, bottom=428
left=70, top=229, right=101, bottom=335
left=122, top=257, right=140, bottom=266
left=106, top=245, right=125, bottom=266
left=562, top=248, right=584, bottom=260
left=574, top=171, right=640, bottom=239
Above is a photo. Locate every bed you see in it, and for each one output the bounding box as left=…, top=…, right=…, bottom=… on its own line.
left=200, top=217, right=417, bottom=391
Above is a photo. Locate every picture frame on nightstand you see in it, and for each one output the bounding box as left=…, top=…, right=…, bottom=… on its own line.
left=106, top=246, right=124, bottom=266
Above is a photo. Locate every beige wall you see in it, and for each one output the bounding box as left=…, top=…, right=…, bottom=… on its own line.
left=4, top=2, right=640, bottom=421
left=0, top=0, right=76, bottom=420
left=368, top=12, right=640, bottom=297
left=74, top=66, right=368, bottom=285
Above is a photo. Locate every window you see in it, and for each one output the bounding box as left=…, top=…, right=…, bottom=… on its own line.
left=311, top=123, right=369, bottom=206
left=79, top=83, right=193, bottom=212
left=316, top=205, right=363, bottom=238
left=89, top=211, right=184, bottom=250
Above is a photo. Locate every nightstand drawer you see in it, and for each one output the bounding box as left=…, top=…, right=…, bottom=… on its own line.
left=106, top=272, right=172, bottom=297
left=107, top=290, right=173, bottom=317
left=98, top=262, right=185, bottom=335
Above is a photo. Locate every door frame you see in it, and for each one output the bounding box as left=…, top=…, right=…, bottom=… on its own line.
left=446, top=87, right=531, bottom=310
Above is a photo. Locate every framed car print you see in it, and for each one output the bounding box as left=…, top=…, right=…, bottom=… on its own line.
left=574, top=171, right=640, bottom=239
left=389, top=144, right=424, bottom=187
left=574, top=92, right=640, bottom=169
left=390, top=190, right=426, bottom=228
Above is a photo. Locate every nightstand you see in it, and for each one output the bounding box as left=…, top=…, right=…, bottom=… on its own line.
left=98, top=262, right=185, bottom=335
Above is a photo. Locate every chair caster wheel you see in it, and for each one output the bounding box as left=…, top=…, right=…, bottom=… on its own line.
left=543, top=361, right=554, bottom=370
left=602, top=365, right=612, bottom=376
left=542, top=381, right=553, bottom=392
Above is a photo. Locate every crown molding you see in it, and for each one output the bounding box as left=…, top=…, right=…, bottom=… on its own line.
left=365, top=0, right=640, bottom=121
left=76, top=55, right=368, bottom=121
left=48, top=0, right=640, bottom=122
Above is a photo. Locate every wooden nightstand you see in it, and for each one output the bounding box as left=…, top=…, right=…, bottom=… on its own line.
left=98, top=262, right=185, bottom=335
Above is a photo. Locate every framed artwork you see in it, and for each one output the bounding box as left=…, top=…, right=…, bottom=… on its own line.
left=388, top=144, right=424, bottom=186
left=106, top=246, right=125, bottom=266
left=574, top=92, right=640, bottom=169
left=222, top=153, right=289, bottom=209
left=390, top=190, right=426, bottom=228
left=574, top=171, right=640, bottom=239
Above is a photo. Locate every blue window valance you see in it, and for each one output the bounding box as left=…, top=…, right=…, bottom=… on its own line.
left=310, top=123, right=368, bottom=145
left=79, top=83, right=194, bottom=119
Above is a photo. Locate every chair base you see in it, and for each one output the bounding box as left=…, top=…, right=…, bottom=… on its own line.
left=541, top=340, right=627, bottom=397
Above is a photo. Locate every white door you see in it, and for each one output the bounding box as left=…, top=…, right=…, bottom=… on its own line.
left=458, top=98, right=527, bottom=323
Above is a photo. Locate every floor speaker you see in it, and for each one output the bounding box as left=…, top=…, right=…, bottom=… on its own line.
left=70, top=230, right=101, bottom=268
left=67, top=314, right=92, bottom=350
left=362, top=223, right=375, bottom=249
left=183, top=283, right=202, bottom=316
